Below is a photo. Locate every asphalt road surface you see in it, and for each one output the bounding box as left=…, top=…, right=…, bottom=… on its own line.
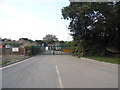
left=2, top=55, right=118, bottom=88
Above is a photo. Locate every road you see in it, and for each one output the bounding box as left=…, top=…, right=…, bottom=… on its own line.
left=2, top=55, right=118, bottom=88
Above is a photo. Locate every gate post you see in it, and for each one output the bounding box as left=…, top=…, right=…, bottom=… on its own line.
left=53, top=49, right=55, bottom=55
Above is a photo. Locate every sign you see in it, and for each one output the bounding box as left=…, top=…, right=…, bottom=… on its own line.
left=12, top=48, right=19, bottom=52
left=45, top=47, right=48, bottom=50
left=55, top=44, right=58, bottom=46
left=48, top=44, right=52, bottom=46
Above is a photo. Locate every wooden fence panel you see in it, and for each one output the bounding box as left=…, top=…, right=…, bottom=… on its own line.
left=1, top=48, right=25, bottom=55
left=2, top=48, right=11, bottom=55
left=11, top=48, right=25, bottom=55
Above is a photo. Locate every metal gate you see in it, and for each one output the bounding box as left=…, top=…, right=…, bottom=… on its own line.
left=42, top=46, right=70, bottom=55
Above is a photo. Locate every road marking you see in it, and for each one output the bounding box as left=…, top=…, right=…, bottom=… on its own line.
left=0, top=57, right=33, bottom=70
left=55, top=65, right=64, bottom=88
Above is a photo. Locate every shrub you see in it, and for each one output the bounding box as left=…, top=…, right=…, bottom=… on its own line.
left=25, top=46, right=42, bottom=56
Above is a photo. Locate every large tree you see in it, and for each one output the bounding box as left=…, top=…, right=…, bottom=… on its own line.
left=62, top=2, right=120, bottom=56
left=43, top=34, right=58, bottom=44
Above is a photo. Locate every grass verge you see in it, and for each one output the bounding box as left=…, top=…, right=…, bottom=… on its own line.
left=83, top=56, right=120, bottom=64
left=0, top=55, right=29, bottom=65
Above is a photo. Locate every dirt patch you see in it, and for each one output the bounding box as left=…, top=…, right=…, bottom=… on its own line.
left=1, top=55, right=28, bottom=65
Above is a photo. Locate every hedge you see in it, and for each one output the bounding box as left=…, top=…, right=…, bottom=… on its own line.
left=25, top=46, right=42, bottom=56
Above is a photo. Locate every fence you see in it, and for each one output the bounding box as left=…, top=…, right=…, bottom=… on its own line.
left=43, top=46, right=71, bottom=55
left=1, top=47, right=71, bottom=56
left=2, top=48, right=25, bottom=55
left=2, top=48, right=11, bottom=55
left=11, top=48, right=25, bottom=55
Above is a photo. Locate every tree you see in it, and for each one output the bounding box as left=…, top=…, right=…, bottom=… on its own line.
left=62, top=2, right=120, bottom=56
left=2, top=38, right=11, bottom=41
left=35, top=40, right=44, bottom=45
left=7, top=42, right=22, bottom=47
left=19, top=38, right=33, bottom=42
left=43, top=34, right=58, bottom=44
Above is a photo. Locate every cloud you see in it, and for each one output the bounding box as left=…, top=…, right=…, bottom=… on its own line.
left=0, top=2, right=16, bottom=14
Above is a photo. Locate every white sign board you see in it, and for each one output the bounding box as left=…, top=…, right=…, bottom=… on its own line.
left=12, top=48, right=19, bottom=52
left=45, top=47, right=48, bottom=50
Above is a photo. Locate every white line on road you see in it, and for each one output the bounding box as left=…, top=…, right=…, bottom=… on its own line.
left=55, top=65, right=64, bottom=88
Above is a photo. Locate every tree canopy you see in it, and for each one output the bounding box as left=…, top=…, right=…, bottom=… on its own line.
left=43, top=34, right=58, bottom=44
left=62, top=2, right=120, bottom=56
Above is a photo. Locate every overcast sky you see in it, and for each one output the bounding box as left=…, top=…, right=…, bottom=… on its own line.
left=0, top=0, right=72, bottom=41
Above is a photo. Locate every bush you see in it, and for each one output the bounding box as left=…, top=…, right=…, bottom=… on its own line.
left=25, top=46, right=42, bottom=56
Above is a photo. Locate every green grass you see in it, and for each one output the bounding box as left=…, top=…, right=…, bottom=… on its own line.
left=84, top=56, right=120, bottom=64
left=0, top=60, right=10, bottom=65
left=0, top=61, right=10, bottom=65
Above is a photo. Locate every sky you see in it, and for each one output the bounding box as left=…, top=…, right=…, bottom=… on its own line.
left=0, top=0, right=73, bottom=41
